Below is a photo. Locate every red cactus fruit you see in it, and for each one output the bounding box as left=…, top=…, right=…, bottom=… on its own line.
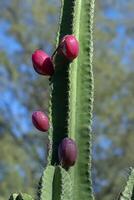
left=58, top=137, right=77, bottom=167
left=58, top=35, right=79, bottom=61
left=32, top=111, right=49, bottom=132
left=32, top=50, right=54, bottom=76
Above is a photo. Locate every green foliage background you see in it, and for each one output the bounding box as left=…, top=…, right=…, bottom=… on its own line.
left=0, top=0, right=134, bottom=200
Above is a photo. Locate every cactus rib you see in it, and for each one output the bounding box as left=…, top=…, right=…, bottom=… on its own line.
left=68, top=0, right=95, bottom=199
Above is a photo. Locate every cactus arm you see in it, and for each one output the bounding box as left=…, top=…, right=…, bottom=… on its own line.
left=53, top=166, right=72, bottom=200
left=37, top=165, right=55, bottom=200
left=37, top=165, right=72, bottom=200
left=119, top=168, right=134, bottom=200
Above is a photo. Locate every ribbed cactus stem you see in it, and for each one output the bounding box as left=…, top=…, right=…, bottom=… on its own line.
left=68, top=0, right=95, bottom=199
left=47, top=0, right=95, bottom=199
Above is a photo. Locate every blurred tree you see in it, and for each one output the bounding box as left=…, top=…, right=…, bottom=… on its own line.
left=93, top=1, right=134, bottom=200
left=0, top=0, right=59, bottom=199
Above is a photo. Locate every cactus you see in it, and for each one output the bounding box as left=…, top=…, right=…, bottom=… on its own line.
left=8, top=0, right=134, bottom=200
left=46, top=0, right=95, bottom=199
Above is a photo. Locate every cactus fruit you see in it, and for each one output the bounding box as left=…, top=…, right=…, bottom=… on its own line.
left=58, top=137, right=77, bottom=168
left=32, top=50, right=54, bottom=76
left=58, top=35, right=79, bottom=61
left=32, top=111, right=49, bottom=132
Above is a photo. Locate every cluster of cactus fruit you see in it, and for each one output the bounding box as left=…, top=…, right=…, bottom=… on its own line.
left=8, top=0, right=134, bottom=200
left=32, top=35, right=79, bottom=76
left=32, top=35, right=79, bottom=168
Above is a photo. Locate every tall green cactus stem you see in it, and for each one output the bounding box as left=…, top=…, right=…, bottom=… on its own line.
left=47, top=0, right=95, bottom=199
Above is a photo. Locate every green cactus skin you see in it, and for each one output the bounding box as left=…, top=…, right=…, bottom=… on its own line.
left=37, top=165, right=55, bottom=200
left=37, top=165, right=72, bottom=200
left=68, top=0, right=95, bottom=199
left=52, top=166, right=72, bottom=200
left=48, top=0, right=76, bottom=165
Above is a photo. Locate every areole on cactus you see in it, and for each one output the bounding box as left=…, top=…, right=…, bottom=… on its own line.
left=9, top=0, right=134, bottom=200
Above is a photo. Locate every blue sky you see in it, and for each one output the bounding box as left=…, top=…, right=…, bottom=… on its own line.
left=0, top=20, right=22, bottom=54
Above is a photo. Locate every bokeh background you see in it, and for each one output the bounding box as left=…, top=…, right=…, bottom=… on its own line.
left=0, top=0, right=134, bottom=200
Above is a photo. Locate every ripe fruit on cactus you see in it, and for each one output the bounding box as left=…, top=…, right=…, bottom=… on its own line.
left=58, top=137, right=77, bottom=167
left=58, top=35, right=79, bottom=61
left=32, top=50, right=54, bottom=76
left=32, top=111, right=49, bottom=132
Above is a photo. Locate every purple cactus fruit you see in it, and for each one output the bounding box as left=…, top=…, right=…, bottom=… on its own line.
left=58, top=137, right=77, bottom=167
left=58, top=35, right=79, bottom=61
left=32, top=111, right=49, bottom=132
left=32, top=49, right=54, bottom=76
